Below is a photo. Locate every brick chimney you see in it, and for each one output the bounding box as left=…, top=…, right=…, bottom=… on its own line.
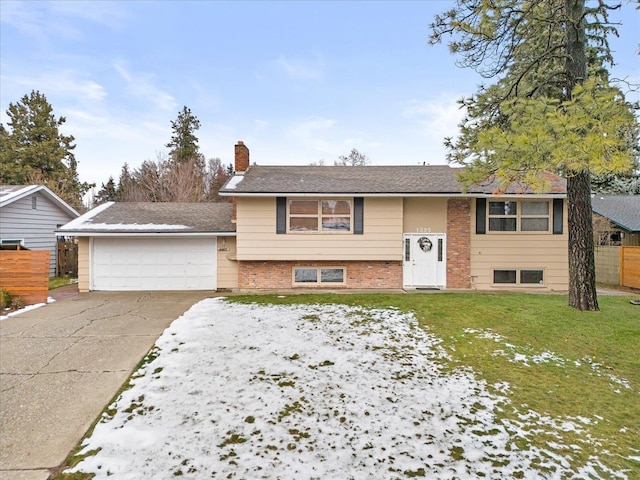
left=235, top=141, right=250, bottom=173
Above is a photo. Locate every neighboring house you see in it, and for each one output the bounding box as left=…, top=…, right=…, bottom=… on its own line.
left=0, top=185, right=80, bottom=277
left=59, top=141, right=569, bottom=293
left=219, top=142, right=569, bottom=292
left=57, top=202, right=236, bottom=292
left=591, top=195, right=640, bottom=246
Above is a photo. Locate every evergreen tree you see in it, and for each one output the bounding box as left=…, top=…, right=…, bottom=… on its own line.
left=166, top=106, right=201, bottom=163
left=0, top=90, right=92, bottom=208
left=430, top=0, right=639, bottom=311
left=94, top=176, right=118, bottom=205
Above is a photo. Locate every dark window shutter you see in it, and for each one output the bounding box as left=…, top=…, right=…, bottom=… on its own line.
left=553, top=199, right=564, bottom=234
left=476, top=198, right=486, bottom=234
left=276, top=197, right=286, bottom=234
left=354, top=197, right=364, bottom=234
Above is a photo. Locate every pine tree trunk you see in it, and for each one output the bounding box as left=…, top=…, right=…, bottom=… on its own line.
left=564, top=0, right=599, bottom=311
left=567, top=171, right=599, bottom=310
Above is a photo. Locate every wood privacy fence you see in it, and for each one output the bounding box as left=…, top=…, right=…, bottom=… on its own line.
left=0, top=250, right=50, bottom=305
left=620, top=246, right=640, bottom=289
left=57, top=241, right=78, bottom=277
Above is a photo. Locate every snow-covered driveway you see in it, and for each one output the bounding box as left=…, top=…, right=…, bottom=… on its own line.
left=70, top=298, right=616, bottom=479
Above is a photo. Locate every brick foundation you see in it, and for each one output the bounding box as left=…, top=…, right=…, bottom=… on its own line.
left=446, top=198, right=471, bottom=288
left=238, top=260, right=403, bottom=290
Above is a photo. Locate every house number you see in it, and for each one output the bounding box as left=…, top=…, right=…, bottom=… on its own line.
left=416, top=227, right=431, bottom=233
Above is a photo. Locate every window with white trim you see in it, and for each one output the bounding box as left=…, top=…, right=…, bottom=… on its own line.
left=293, top=267, right=346, bottom=285
left=488, top=200, right=550, bottom=232
left=0, top=239, right=25, bottom=246
left=288, top=199, right=352, bottom=233
left=493, top=269, right=544, bottom=285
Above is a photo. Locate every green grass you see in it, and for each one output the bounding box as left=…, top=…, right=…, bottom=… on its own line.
left=230, top=292, right=639, bottom=476
left=49, top=277, right=77, bottom=290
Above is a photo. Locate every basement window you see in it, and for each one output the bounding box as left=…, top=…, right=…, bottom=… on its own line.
left=493, top=269, right=544, bottom=286
left=293, top=267, right=346, bottom=285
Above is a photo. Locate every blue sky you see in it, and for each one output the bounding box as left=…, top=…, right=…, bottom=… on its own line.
left=1, top=1, right=638, bottom=190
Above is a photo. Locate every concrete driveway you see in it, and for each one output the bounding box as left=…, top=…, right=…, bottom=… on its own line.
left=0, top=290, right=213, bottom=480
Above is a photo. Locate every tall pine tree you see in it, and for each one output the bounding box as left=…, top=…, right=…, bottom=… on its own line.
left=430, top=0, right=639, bottom=311
left=166, top=106, right=201, bottom=163
left=0, top=90, right=91, bottom=209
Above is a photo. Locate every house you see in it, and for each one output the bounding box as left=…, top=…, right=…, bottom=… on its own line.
left=57, top=202, right=237, bottom=292
left=60, top=141, right=569, bottom=293
left=591, top=195, right=640, bottom=246
left=0, top=185, right=80, bottom=277
left=219, top=142, right=568, bottom=291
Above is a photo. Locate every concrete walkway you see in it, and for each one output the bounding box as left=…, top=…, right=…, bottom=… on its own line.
left=0, top=290, right=213, bottom=480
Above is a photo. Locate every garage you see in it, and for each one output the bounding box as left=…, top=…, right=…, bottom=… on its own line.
left=91, top=237, right=217, bottom=291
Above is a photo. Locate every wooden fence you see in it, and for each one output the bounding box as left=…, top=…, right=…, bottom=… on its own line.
left=57, top=241, right=78, bottom=277
left=620, top=246, right=640, bottom=289
left=0, top=250, right=50, bottom=305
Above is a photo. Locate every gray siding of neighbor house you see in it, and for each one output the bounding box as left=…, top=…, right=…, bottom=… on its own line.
left=0, top=193, right=75, bottom=277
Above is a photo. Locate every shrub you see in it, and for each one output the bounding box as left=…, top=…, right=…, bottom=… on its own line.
left=0, top=290, right=12, bottom=309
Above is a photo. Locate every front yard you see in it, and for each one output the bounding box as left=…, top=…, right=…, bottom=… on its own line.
left=60, top=293, right=638, bottom=479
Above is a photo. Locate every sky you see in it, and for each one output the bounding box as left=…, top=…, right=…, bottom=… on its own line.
left=68, top=299, right=630, bottom=478
left=1, top=1, right=639, bottom=191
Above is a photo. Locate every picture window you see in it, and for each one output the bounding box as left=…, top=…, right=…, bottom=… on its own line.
left=288, top=199, right=352, bottom=233
left=488, top=201, right=549, bottom=232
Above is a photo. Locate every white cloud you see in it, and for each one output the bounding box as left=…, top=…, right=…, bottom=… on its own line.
left=276, top=55, right=324, bottom=80
left=0, top=1, right=127, bottom=42
left=403, top=95, right=466, bottom=141
left=113, top=64, right=178, bottom=112
left=286, top=117, right=337, bottom=154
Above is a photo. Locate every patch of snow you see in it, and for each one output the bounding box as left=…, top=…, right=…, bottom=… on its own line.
left=224, top=175, right=244, bottom=190
left=532, top=351, right=565, bottom=365
left=57, top=201, right=113, bottom=230
left=0, top=302, right=46, bottom=321
left=66, top=222, right=190, bottom=231
left=68, top=300, right=628, bottom=479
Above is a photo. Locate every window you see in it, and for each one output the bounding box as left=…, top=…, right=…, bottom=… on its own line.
left=288, top=199, right=352, bottom=233
left=293, top=267, right=346, bottom=285
left=493, top=269, right=544, bottom=285
left=1, top=239, right=24, bottom=246
left=32, top=196, right=38, bottom=210
left=488, top=201, right=549, bottom=232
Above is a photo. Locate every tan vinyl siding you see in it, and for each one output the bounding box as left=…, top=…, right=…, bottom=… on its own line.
left=217, top=236, right=238, bottom=289
left=236, top=197, right=403, bottom=261
left=78, top=237, right=90, bottom=292
left=403, top=197, right=447, bottom=233
left=470, top=200, right=569, bottom=290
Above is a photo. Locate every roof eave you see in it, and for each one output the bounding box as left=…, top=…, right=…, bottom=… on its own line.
left=219, top=191, right=567, bottom=198
left=56, top=230, right=237, bottom=237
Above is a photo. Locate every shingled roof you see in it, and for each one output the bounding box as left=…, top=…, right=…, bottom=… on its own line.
left=591, top=195, right=640, bottom=232
left=220, top=165, right=566, bottom=196
left=58, top=202, right=235, bottom=235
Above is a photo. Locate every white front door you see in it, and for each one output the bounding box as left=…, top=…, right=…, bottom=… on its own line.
left=403, top=233, right=446, bottom=288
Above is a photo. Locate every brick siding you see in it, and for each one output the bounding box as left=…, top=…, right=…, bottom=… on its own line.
left=446, top=198, right=471, bottom=288
left=238, top=260, right=403, bottom=289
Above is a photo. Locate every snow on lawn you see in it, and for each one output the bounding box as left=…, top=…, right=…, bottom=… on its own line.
left=70, top=299, right=624, bottom=479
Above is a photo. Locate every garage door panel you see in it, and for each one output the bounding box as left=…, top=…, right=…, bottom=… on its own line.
left=92, top=238, right=217, bottom=291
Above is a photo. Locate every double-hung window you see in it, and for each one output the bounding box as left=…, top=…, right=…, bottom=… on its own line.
left=488, top=201, right=550, bottom=233
left=288, top=199, right=352, bottom=233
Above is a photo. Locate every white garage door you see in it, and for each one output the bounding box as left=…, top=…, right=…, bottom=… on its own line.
left=92, top=237, right=217, bottom=291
